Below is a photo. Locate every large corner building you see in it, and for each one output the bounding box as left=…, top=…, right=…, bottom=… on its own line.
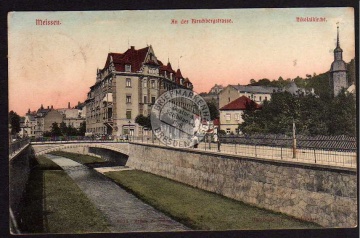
left=85, top=45, right=193, bottom=137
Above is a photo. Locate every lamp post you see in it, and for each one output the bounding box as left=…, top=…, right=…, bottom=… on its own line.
left=292, top=119, right=296, bottom=159
left=128, top=120, right=131, bottom=142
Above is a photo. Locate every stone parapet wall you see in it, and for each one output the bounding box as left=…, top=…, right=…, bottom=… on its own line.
left=127, top=143, right=357, bottom=227
left=9, top=146, right=35, bottom=222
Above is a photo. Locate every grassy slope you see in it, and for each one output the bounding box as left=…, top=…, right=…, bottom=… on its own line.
left=48, top=151, right=106, bottom=164
left=105, top=170, right=320, bottom=231
left=19, top=156, right=110, bottom=233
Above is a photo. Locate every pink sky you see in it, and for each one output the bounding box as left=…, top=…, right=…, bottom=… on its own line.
left=8, top=8, right=355, bottom=115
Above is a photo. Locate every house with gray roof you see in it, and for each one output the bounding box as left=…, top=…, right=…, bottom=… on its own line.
left=219, top=84, right=278, bottom=108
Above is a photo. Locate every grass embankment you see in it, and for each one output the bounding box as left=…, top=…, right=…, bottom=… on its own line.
left=104, top=170, right=320, bottom=230
left=19, top=155, right=110, bottom=233
left=48, top=151, right=106, bottom=164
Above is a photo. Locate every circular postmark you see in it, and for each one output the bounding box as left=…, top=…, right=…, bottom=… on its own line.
left=151, top=89, right=210, bottom=148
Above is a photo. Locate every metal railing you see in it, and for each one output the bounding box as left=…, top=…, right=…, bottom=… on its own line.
left=26, top=134, right=356, bottom=168
left=131, top=135, right=356, bottom=168
left=30, top=136, right=125, bottom=143
left=9, top=138, right=30, bottom=156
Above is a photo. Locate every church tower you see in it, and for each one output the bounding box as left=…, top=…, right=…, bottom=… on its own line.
left=330, top=25, right=347, bottom=97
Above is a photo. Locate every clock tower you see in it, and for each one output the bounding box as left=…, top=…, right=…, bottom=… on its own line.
left=330, top=25, right=347, bottom=97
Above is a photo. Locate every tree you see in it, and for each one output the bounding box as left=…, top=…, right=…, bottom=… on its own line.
left=78, top=121, right=86, bottom=136
left=135, top=114, right=152, bottom=129
left=66, top=125, right=78, bottom=136
left=60, top=121, right=67, bottom=135
left=239, top=89, right=356, bottom=136
left=207, top=101, right=219, bottom=120
left=347, top=58, right=356, bottom=86
left=50, top=122, right=62, bottom=136
left=327, top=90, right=356, bottom=136
left=9, top=111, right=21, bottom=135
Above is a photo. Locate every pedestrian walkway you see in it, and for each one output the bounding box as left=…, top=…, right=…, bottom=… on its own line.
left=44, top=154, right=189, bottom=233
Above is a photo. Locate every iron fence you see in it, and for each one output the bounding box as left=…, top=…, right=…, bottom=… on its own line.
left=26, top=134, right=357, bottom=168
left=9, top=138, right=30, bottom=155
left=131, top=134, right=357, bottom=168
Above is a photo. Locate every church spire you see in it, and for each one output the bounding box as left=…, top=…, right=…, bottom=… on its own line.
left=336, top=24, right=340, bottom=48
left=334, top=24, right=343, bottom=61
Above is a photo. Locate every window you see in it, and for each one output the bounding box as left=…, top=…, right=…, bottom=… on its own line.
left=123, top=128, right=129, bottom=134
left=226, top=128, right=231, bottom=134
left=126, top=95, right=131, bottom=103
left=228, top=97, right=230, bottom=102
left=259, top=96, right=262, bottom=101
left=265, top=96, right=268, bottom=101
left=143, top=80, right=147, bottom=88
left=126, top=78, right=131, bottom=87
left=126, top=110, right=132, bottom=119
left=234, top=113, right=240, bottom=121
left=125, top=64, right=131, bottom=72
left=151, top=96, right=156, bottom=104
left=151, top=80, right=155, bottom=89
left=144, top=96, right=147, bottom=103
left=225, top=114, right=231, bottom=121
left=149, top=68, right=157, bottom=74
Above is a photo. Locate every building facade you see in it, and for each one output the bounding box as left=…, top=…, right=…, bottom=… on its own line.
left=219, top=85, right=277, bottom=109
left=19, top=114, right=37, bottom=138
left=28, top=104, right=85, bottom=137
left=58, top=106, right=86, bottom=129
left=85, top=45, right=193, bottom=137
left=330, top=25, right=348, bottom=97
left=219, top=96, right=261, bottom=134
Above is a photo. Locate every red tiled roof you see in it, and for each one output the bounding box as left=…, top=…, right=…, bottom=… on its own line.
left=220, top=96, right=262, bottom=110
left=176, top=69, right=183, bottom=78
left=101, top=46, right=192, bottom=85
left=104, top=46, right=149, bottom=72
left=160, top=62, right=176, bottom=74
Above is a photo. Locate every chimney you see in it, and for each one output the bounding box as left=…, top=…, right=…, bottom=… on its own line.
left=130, top=46, right=135, bottom=50
left=68, top=102, right=70, bottom=109
left=51, top=105, right=53, bottom=109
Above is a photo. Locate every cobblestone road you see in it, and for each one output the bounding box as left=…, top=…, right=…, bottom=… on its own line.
left=44, top=154, right=189, bottom=233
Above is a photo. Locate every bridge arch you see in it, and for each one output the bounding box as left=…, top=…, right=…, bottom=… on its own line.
left=31, top=142, right=129, bottom=156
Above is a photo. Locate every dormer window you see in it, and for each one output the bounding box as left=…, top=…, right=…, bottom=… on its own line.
left=125, top=64, right=131, bottom=72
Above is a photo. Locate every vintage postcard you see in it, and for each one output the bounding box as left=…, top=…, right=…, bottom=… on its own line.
left=8, top=7, right=357, bottom=236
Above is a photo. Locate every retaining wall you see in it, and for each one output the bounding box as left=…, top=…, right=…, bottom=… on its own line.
left=126, top=143, right=357, bottom=227
left=9, top=146, right=35, bottom=221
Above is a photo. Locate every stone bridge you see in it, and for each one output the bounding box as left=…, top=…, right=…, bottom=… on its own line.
left=31, top=141, right=130, bottom=156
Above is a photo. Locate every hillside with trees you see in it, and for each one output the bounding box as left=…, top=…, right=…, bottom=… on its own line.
left=241, top=59, right=356, bottom=136
left=239, top=90, right=356, bottom=136
left=248, top=58, right=355, bottom=99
